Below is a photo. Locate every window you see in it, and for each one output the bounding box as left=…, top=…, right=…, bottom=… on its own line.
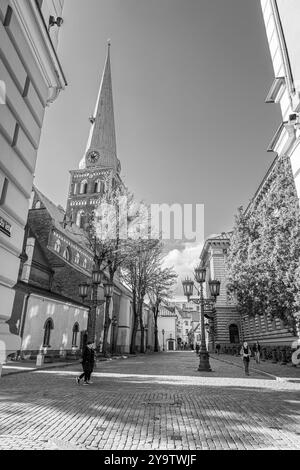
left=185, top=321, right=189, bottom=326
left=83, top=258, right=87, bottom=269
left=54, top=239, right=61, bottom=253
left=75, top=252, right=80, bottom=264
left=34, top=201, right=41, bottom=209
left=79, top=180, right=88, bottom=195
left=43, top=318, right=54, bottom=347
left=94, top=179, right=104, bottom=194
left=63, top=247, right=71, bottom=262
left=72, top=323, right=79, bottom=347
left=76, top=210, right=85, bottom=228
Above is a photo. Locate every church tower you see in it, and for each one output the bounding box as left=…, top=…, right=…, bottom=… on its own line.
left=66, top=42, right=122, bottom=229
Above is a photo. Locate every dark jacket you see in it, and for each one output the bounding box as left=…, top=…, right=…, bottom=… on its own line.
left=81, top=346, right=95, bottom=367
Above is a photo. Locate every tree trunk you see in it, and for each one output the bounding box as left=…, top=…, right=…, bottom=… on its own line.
left=130, top=295, right=138, bottom=354
left=138, top=299, right=145, bottom=353
left=102, top=296, right=111, bottom=357
left=154, top=307, right=159, bottom=352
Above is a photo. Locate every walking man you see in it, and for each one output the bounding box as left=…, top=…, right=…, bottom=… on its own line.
left=240, top=341, right=251, bottom=376
left=76, top=341, right=95, bottom=385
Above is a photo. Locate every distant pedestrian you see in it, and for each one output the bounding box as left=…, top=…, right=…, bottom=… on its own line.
left=253, top=341, right=261, bottom=364
left=76, top=341, right=95, bottom=385
left=240, top=341, right=251, bottom=376
left=215, top=344, right=221, bottom=355
left=195, top=343, right=200, bottom=355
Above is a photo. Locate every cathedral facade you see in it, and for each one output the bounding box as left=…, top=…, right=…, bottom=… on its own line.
left=10, top=43, right=154, bottom=360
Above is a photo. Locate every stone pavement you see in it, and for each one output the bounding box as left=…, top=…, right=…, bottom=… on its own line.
left=210, top=353, right=300, bottom=382
left=0, top=351, right=299, bottom=450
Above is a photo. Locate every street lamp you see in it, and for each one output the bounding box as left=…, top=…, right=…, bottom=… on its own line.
left=111, top=315, right=118, bottom=355
left=78, top=267, right=104, bottom=344
left=162, top=329, right=165, bottom=352
left=182, top=266, right=221, bottom=372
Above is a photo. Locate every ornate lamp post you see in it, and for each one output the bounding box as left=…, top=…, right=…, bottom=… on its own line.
left=111, top=315, right=118, bottom=355
left=79, top=267, right=104, bottom=343
left=182, top=266, right=220, bottom=372
left=162, top=329, right=165, bottom=352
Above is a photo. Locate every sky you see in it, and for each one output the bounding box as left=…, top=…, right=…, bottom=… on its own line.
left=36, top=0, right=281, bottom=293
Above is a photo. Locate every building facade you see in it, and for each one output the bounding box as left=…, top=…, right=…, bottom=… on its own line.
left=260, top=1, right=300, bottom=202
left=11, top=186, right=91, bottom=360
left=157, top=305, right=178, bottom=352
left=199, top=233, right=241, bottom=353
left=0, top=0, right=66, bottom=363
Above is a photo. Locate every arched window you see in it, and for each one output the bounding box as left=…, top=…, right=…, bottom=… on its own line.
left=76, top=210, right=85, bottom=228
left=34, top=201, right=41, bottom=209
left=79, top=180, right=88, bottom=195
left=72, top=323, right=80, bottom=347
left=43, top=318, right=54, bottom=347
left=54, top=239, right=61, bottom=253
left=83, top=258, right=87, bottom=269
left=229, top=324, right=240, bottom=344
left=63, top=247, right=71, bottom=262
left=94, top=179, right=104, bottom=194
left=75, top=252, right=80, bottom=264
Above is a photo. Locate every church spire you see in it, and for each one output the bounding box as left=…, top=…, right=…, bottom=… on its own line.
left=79, top=41, right=118, bottom=171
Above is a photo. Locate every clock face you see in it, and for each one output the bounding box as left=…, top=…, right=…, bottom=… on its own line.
left=87, top=151, right=100, bottom=164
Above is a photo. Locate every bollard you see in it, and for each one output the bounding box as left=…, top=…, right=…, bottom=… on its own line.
left=36, top=354, right=44, bottom=367
left=271, top=348, right=277, bottom=363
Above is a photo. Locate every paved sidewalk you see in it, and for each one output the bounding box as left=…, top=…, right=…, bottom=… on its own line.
left=0, top=352, right=299, bottom=450
left=211, top=353, right=300, bottom=382
left=1, top=360, right=80, bottom=377
left=1, top=354, right=134, bottom=377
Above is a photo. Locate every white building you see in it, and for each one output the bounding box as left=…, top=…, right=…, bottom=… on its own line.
left=157, top=305, right=178, bottom=352
left=260, top=1, right=300, bottom=200
left=0, top=0, right=66, bottom=364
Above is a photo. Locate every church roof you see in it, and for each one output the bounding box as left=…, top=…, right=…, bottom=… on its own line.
left=33, top=186, right=92, bottom=253
left=79, top=42, right=118, bottom=172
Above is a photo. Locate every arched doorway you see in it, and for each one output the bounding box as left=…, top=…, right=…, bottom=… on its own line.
left=168, top=339, right=175, bottom=351
left=229, top=324, right=240, bottom=344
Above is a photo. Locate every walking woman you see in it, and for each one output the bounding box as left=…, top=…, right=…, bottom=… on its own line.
left=240, top=341, right=251, bottom=376
left=76, top=341, right=95, bottom=385
left=253, top=341, right=261, bottom=364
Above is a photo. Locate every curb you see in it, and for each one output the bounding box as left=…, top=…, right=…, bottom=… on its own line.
left=210, top=354, right=281, bottom=381
left=1, top=361, right=81, bottom=378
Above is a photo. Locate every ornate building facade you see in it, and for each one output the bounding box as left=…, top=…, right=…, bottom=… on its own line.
left=0, top=0, right=66, bottom=364
left=199, top=233, right=240, bottom=353
left=260, top=1, right=300, bottom=203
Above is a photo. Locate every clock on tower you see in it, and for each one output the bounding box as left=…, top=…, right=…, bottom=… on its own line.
left=87, top=150, right=100, bottom=164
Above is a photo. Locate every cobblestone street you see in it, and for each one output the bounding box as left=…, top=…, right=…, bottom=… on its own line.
left=0, top=352, right=299, bottom=450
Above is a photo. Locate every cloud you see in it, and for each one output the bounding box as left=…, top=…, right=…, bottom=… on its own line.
left=163, top=241, right=204, bottom=296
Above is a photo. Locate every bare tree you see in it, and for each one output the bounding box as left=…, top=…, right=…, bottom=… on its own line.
left=86, top=186, right=139, bottom=356
left=122, top=240, right=177, bottom=354
left=148, top=267, right=178, bottom=352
